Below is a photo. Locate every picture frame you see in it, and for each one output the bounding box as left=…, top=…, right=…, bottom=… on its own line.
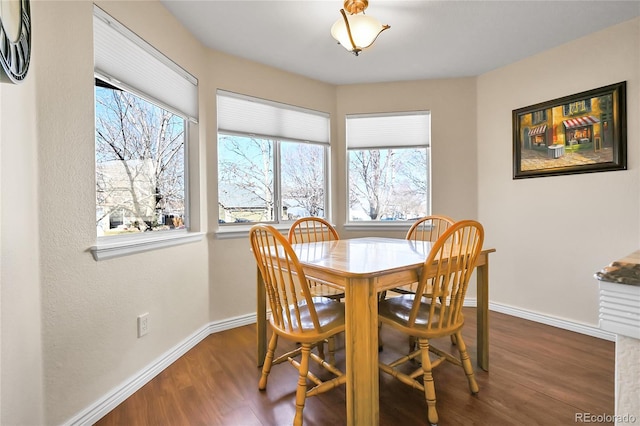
left=512, top=82, right=627, bottom=179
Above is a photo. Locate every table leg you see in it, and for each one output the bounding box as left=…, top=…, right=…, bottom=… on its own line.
left=476, top=258, right=489, bottom=371
left=344, top=277, right=379, bottom=425
left=257, top=266, right=266, bottom=367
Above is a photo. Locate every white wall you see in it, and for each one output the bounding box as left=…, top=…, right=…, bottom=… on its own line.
left=477, top=18, right=640, bottom=325
left=0, top=26, right=44, bottom=426
left=205, top=76, right=478, bottom=325
left=335, top=78, right=479, bottom=237
left=34, top=2, right=210, bottom=424
left=1, top=1, right=637, bottom=425
left=204, top=50, right=336, bottom=322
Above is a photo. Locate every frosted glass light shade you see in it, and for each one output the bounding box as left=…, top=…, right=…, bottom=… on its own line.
left=331, top=13, right=388, bottom=54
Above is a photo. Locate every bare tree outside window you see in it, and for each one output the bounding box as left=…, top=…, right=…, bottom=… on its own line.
left=397, top=148, right=430, bottom=202
left=217, top=134, right=326, bottom=223
left=218, top=135, right=275, bottom=222
left=281, top=142, right=325, bottom=218
left=349, top=148, right=428, bottom=221
left=95, top=80, right=186, bottom=235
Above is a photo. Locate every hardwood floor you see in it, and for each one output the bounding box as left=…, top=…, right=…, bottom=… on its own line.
left=95, top=309, right=614, bottom=426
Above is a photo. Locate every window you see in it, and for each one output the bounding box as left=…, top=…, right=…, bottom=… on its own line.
left=95, top=79, right=187, bottom=235
left=346, top=112, right=430, bottom=222
left=532, top=109, right=548, bottom=125
left=217, top=91, right=330, bottom=225
left=93, top=6, right=198, bottom=238
left=564, top=99, right=592, bottom=116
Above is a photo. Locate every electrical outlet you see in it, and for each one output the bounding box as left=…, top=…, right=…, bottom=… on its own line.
left=137, top=313, right=149, bottom=337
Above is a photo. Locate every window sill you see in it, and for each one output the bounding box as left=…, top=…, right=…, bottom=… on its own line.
left=90, top=231, right=205, bottom=261
left=215, top=224, right=290, bottom=239
left=215, top=222, right=412, bottom=237
left=343, top=222, right=413, bottom=232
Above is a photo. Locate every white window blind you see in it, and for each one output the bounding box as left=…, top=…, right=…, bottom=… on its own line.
left=93, top=6, right=198, bottom=121
left=346, top=112, right=430, bottom=149
left=217, top=90, right=330, bottom=144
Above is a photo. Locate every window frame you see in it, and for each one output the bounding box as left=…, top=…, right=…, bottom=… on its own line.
left=344, top=111, right=431, bottom=231
left=215, top=91, right=331, bottom=238
left=90, top=7, right=203, bottom=260
left=216, top=133, right=330, bottom=230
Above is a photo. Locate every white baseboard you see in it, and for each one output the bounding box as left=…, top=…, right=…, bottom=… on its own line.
left=464, top=298, right=615, bottom=341
left=490, top=302, right=616, bottom=341
left=64, top=313, right=257, bottom=426
left=65, top=302, right=614, bottom=425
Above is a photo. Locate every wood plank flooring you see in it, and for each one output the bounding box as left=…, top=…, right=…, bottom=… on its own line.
left=95, top=309, right=614, bottom=425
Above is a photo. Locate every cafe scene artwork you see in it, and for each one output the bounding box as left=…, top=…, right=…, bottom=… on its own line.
left=512, top=82, right=626, bottom=179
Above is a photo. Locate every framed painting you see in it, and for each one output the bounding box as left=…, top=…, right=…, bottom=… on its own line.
left=513, top=82, right=627, bottom=179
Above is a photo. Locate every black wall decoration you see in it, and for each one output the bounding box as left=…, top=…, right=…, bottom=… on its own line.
left=0, top=0, right=31, bottom=84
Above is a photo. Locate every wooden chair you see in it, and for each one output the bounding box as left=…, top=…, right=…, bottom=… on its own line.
left=390, top=215, right=456, bottom=296
left=378, top=220, right=484, bottom=425
left=288, top=217, right=344, bottom=301
left=379, top=215, right=456, bottom=352
left=250, top=224, right=346, bottom=426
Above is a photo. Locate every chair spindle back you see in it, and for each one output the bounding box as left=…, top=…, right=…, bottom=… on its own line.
left=250, top=224, right=322, bottom=336
left=406, top=215, right=456, bottom=242
left=410, top=220, right=484, bottom=333
left=288, top=217, right=339, bottom=244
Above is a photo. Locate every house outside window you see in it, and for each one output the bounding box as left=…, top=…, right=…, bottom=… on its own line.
left=217, top=91, right=330, bottom=225
left=95, top=79, right=187, bottom=235
left=346, top=112, right=431, bottom=222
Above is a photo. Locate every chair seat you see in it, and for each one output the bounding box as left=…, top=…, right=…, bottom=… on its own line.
left=379, top=294, right=462, bottom=336
left=273, top=297, right=345, bottom=342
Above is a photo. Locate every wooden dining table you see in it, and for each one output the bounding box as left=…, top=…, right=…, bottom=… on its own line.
left=256, top=236, right=495, bottom=426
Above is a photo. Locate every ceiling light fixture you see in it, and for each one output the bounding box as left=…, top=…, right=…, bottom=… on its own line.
left=330, top=0, right=390, bottom=56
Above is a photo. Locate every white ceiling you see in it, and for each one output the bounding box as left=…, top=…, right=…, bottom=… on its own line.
left=160, top=0, right=640, bottom=85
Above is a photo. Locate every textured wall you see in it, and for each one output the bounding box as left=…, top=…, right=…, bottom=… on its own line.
left=477, top=18, right=640, bottom=324
left=34, top=2, right=210, bottom=424
left=335, top=78, right=479, bottom=232
left=0, top=25, right=44, bottom=426
left=4, top=1, right=639, bottom=424
left=616, top=336, right=640, bottom=421
left=203, top=49, right=336, bottom=322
